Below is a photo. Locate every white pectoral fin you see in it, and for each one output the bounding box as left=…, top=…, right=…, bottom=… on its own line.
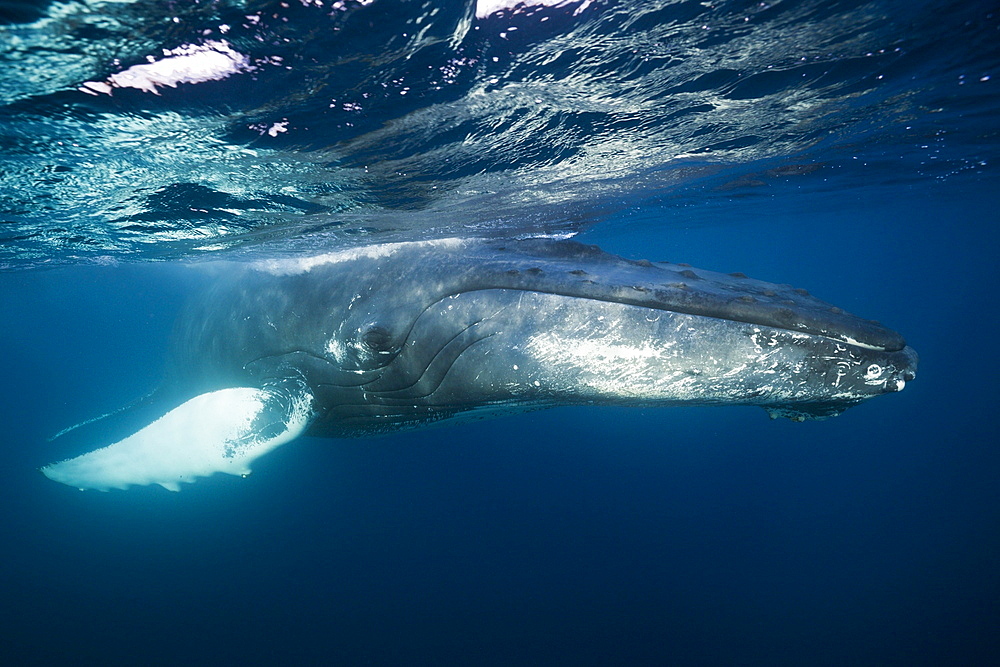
left=41, top=387, right=314, bottom=492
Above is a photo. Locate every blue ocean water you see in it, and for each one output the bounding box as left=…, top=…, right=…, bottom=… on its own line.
left=1, top=0, right=998, bottom=664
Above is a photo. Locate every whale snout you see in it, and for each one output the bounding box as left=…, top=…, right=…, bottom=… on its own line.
left=887, top=346, right=918, bottom=391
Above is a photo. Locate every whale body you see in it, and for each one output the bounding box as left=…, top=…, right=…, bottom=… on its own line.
left=42, top=238, right=917, bottom=491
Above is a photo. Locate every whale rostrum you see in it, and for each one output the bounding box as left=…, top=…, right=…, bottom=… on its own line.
left=42, top=238, right=917, bottom=491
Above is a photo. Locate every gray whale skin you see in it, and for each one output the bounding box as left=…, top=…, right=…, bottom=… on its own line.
left=42, top=238, right=917, bottom=491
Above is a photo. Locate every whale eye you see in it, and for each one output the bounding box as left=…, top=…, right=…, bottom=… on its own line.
left=361, top=325, right=393, bottom=352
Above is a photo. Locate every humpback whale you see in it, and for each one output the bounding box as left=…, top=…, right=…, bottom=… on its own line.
left=42, top=238, right=917, bottom=491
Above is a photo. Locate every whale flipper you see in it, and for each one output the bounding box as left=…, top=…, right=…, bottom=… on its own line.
left=41, top=387, right=314, bottom=491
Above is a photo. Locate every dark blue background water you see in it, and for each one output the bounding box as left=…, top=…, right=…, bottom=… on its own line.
left=2, top=1, right=998, bottom=664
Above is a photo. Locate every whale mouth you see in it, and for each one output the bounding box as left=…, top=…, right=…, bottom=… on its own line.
left=472, top=239, right=907, bottom=353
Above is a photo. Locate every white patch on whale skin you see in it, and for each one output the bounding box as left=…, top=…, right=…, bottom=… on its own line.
left=325, top=337, right=348, bottom=364
left=41, top=388, right=313, bottom=492
left=253, top=238, right=467, bottom=276
left=842, top=336, right=888, bottom=352
left=525, top=331, right=681, bottom=399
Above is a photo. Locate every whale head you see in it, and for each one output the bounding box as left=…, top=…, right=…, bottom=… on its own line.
left=186, top=238, right=916, bottom=436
